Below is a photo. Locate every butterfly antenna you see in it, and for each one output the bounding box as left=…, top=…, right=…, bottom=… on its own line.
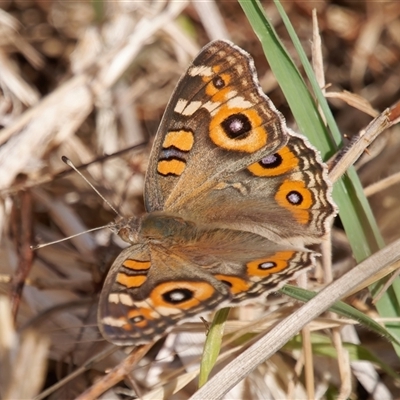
left=31, top=225, right=111, bottom=250
left=31, top=157, right=121, bottom=251
left=61, top=156, right=122, bottom=217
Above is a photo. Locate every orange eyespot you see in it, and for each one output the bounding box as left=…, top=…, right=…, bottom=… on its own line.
left=150, top=281, right=215, bottom=311
left=275, top=180, right=313, bottom=224
left=209, top=107, right=267, bottom=153
left=247, top=251, right=295, bottom=276
left=248, top=146, right=299, bottom=177
left=205, top=73, right=231, bottom=96
left=125, top=308, right=156, bottom=328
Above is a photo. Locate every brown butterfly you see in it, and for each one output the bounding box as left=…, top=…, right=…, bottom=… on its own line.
left=98, top=40, right=336, bottom=345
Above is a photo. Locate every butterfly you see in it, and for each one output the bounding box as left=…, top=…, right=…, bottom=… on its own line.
left=98, top=40, right=336, bottom=345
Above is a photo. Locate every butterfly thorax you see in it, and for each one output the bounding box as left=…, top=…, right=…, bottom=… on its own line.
left=114, top=212, right=199, bottom=247
left=140, top=213, right=208, bottom=249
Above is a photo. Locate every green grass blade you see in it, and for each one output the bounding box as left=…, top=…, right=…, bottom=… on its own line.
left=281, top=285, right=400, bottom=347
left=198, top=308, right=230, bottom=387
left=239, top=0, right=332, bottom=156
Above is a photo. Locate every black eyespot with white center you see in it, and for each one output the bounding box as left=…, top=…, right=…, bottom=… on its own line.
left=162, top=288, right=193, bottom=304
left=259, top=262, right=276, bottom=270
left=221, top=113, right=252, bottom=140
left=287, top=191, right=303, bottom=205
left=212, top=75, right=225, bottom=89
left=130, top=315, right=144, bottom=323
left=259, top=153, right=282, bottom=169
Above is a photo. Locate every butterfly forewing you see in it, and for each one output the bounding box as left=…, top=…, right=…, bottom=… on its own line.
left=145, top=40, right=289, bottom=212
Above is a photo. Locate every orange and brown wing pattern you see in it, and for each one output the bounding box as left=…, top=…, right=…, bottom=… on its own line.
left=176, top=130, right=336, bottom=244
left=98, top=40, right=336, bottom=346
left=145, top=40, right=289, bottom=212
left=98, top=243, right=232, bottom=345
left=98, top=227, right=314, bottom=345
left=219, top=250, right=315, bottom=304
left=166, top=226, right=316, bottom=306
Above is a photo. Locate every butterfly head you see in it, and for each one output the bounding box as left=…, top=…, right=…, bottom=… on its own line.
left=111, top=216, right=143, bottom=244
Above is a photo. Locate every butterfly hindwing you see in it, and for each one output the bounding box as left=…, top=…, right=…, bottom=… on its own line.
left=99, top=224, right=312, bottom=345
left=98, top=241, right=231, bottom=345
left=173, top=130, right=335, bottom=245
